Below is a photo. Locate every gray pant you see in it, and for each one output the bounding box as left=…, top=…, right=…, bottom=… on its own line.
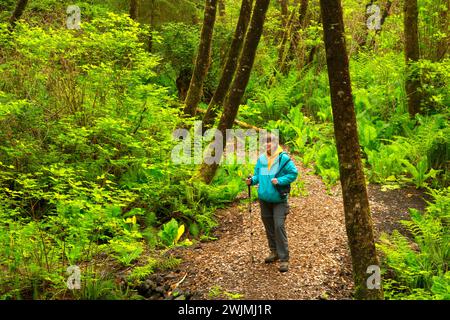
left=259, top=199, right=290, bottom=262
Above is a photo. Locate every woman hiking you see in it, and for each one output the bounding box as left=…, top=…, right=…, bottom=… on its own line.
left=246, top=134, right=298, bottom=272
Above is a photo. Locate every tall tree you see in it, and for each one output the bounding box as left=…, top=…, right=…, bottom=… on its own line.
left=319, top=0, right=383, bottom=300
left=278, top=0, right=289, bottom=27
left=129, top=0, right=138, bottom=20
left=277, top=7, right=297, bottom=70
left=183, top=0, right=218, bottom=117
left=218, top=0, right=226, bottom=17
left=8, top=0, right=29, bottom=31
left=434, top=0, right=448, bottom=61
left=199, top=0, right=271, bottom=183
left=201, top=0, right=254, bottom=132
left=404, top=0, right=422, bottom=117
left=280, top=0, right=308, bottom=74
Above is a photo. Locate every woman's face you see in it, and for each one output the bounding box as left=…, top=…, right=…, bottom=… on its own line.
left=266, top=140, right=277, bottom=155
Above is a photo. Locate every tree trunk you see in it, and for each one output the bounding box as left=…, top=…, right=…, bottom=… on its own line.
left=378, top=0, right=392, bottom=35
left=319, top=0, right=383, bottom=300
left=277, top=9, right=297, bottom=70
left=8, top=0, right=28, bottom=31
left=218, top=0, right=226, bottom=17
left=404, top=0, right=422, bottom=117
left=280, top=0, right=308, bottom=74
left=129, top=0, right=138, bottom=20
left=147, top=0, right=156, bottom=52
left=278, top=0, right=289, bottom=27
left=199, top=0, right=270, bottom=183
left=183, top=0, right=218, bottom=117
left=435, top=0, right=448, bottom=61
left=201, top=0, right=254, bottom=132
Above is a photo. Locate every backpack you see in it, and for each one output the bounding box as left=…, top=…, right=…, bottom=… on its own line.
left=274, top=152, right=292, bottom=199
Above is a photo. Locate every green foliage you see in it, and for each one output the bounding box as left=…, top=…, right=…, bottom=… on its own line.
left=0, top=9, right=239, bottom=299
left=0, top=0, right=448, bottom=301
left=378, top=187, right=450, bottom=300
left=207, top=284, right=244, bottom=300
left=157, top=218, right=185, bottom=247
left=109, top=239, right=144, bottom=266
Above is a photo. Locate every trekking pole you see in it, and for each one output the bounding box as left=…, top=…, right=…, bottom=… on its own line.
left=248, top=174, right=255, bottom=264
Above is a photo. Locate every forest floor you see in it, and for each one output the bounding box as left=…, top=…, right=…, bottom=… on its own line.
left=169, top=155, right=428, bottom=300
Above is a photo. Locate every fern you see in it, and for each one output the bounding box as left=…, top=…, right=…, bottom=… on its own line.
left=378, top=188, right=450, bottom=299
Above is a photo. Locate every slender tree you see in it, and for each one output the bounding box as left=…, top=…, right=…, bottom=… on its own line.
left=146, top=0, right=157, bottom=52
left=218, top=0, right=226, bottom=17
left=129, top=0, right=138, bottom=20
left=319, top=0, right=383, bottom=300
left=8, top=0, right=29, bottom=31
left=183, top=0, right=218, bottom=117
left=377, top=0, right=392, bottom=36
left=280, top=0, right=308, bottom=74
left=277, top=8, right=297, bottom=70
left=435, top=0, right=448, bottom=61
left=199, top=0, right=271, bottom=183
left=404, top=0, right=422, bottom=117
left=278, top=0, right=289, bottom=27
left=201, top=0, right=254, bottom=132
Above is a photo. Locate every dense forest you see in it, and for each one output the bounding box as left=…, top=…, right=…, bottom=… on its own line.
left=0, top=0, right=448, bottom=301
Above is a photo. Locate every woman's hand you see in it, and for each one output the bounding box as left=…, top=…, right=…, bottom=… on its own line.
left=271, top=178, right=278, bottom=185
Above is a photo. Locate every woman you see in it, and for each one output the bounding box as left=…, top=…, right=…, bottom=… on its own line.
left=246, top=134, right=298, bottom=272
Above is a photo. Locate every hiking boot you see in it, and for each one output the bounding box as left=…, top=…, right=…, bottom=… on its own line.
left=279, top=261, right=289, bottom=273
left=264, top=252, right=279, bottom=263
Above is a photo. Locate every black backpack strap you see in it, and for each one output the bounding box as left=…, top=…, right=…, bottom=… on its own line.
left=275, top=152, right=291, bottom=178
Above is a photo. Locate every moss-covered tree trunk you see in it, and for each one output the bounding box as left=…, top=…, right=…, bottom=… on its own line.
left=378, top=1, right=392, bottom=35
left=277, top=8, right=296, bottom=70
left=404, top=0, right=422, bottom=117
left=201, top=0, right=254, bottom=132
left=129, top=0, right=138, bottom=20
left=278, top=0, right=289, bottom=27
left=435, top=1, right=448, bottom=61
left=319, top=0, right=384, bottom=300
left=280, top=0, right=308, bottom=74
left=199, top=0, right=270, bottom=183
left=183, top=0, right=218, bottom=117
left=218, top=0, right=226, bottom=17
left=9, top=0, right=29, bottom=31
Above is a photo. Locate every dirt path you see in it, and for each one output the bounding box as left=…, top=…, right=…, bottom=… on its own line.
left=174, top=157, right=427, bottom=300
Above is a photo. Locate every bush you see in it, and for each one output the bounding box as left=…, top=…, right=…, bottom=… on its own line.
left=378, top=187, right=450, bottom=300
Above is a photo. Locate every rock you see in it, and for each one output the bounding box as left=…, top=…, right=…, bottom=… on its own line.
left=155, top=286, right=165, bottom=294
left=145, top=280, right=157, bottom=291
left=155, top=275, right=164, bottom=285
left=164, top=273, right=177, bottom=281
left=137, top=283, right=150, bottom=297
left=190, top=293, right=202, bottom=300
left=149, top=294, right=161, bottom=300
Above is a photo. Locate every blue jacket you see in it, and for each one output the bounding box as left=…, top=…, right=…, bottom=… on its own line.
left=251, top=151, right=298, bottom=203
